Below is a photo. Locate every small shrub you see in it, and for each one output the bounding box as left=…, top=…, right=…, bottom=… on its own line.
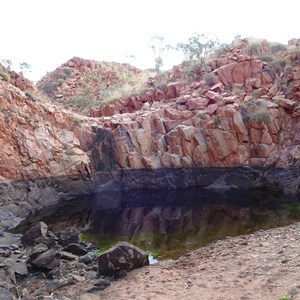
left=284, top=48, right=300, bottom=56
left=0, top=72, right=10, bottom=82
left=284, top=65, right=292, bottom=75
left=270, top=42, right=285, bottom=54
left=57, top=78, right=65, bottom=85
left=232, top=86, right=244, bottom=96
left=197, top=111, right=207, bottom=119
left=240, top=99, right=271, bottom=124
left=73, top=117, right=81, bottom=126
left=43, top=80, right=60, bottom=95
left=258, top=55, right=274, bottom=62
left=203, top=73, right=217, bottom=87
left=25, top=92, right=36, bottom=101
left=62, top=66, right=72, bottom=76
left=248, top=43, right=261, bottom=56
left=192, top=88, right=205, bottom=97
left=213, top=115, right=221, bottom=126
left=65, top=149, right=76, bottom=156
left=271, top=58, right=285, bottom=73
left=251, top=89, right=261, bottom=98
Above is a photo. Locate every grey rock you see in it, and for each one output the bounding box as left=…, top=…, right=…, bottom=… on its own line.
left=47, top=267, right=61, bottom=279
left=0, top=281, right=7, bottom=289
left=30, top=249, right=61, bottom=270
left=0, top=266, right=16, bottom=285
left=74, top=261, right=88, bottom=269
left=11, top=261, right=28, bottom=276
left=45, top=277, right=75, bottom=292
left=98, top=241, right=149, bottom=277
left=78, top=253, right=95, bottom=264
left=21, top=222, right=48, bottom=246
left=60, top=251, right=79, bottom=261
left=63, top=243, right=87, bottom=256
left=58, top=227, right=79, bottom=247
left=35, top=235, right=58, bottom=248
left=94, top=278, right=111, bottom=289
left=0, top=287, right=15, bottom=300
left=29, top=243, right=49, bottom=260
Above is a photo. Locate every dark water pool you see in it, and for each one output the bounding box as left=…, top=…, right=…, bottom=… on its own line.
left=18, top=187, right=300, bottom=260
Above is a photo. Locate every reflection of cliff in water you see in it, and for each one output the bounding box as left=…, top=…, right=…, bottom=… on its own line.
left=18, top=187, right=300, bottom=259
left=85, top=188, right=300, bottom=258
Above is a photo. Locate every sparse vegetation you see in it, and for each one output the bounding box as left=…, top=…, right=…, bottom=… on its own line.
left=232, top=86, right=244, bottom=96
left=0, top=71, right=10, bottom=82
left=270, top=42, right=285, bottom=54
left=37, top=59, right=158, bottom=114
left=213, top=115, right=221, bottom=127
left=65, top=149, right=76, bottom=156
left=203, top=73, right=216, bottom=87
left=248, top=42, right=262, bottom=56
left=240, top=99, right=271, bottom=124
left=258, top=55, right=274, bottom=62
left=270, top=57, right=285, bottom=73
left=196, top=111, right=207, bottom=119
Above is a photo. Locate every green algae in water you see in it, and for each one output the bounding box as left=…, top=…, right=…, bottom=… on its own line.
left=80, top=232, right=119, bottom=253
left=80, top=203, right=300, bottom=261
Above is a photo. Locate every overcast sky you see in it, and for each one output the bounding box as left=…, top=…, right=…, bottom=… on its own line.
left=1, top=0, right=299, bottom=82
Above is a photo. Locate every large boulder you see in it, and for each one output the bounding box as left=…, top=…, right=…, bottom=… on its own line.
left=30, top=249, right=61, bottom=270
left=57, top=227, right=79, bottom=247
left=21, top=222, right=48, bottom=246
left=98, top=241, right=149, bottom=277
left=63, top=243, right=87, bottom=256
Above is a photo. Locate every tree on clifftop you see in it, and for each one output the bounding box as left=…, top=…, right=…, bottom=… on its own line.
left=176, top=33, right=218, bottom=63
left=149, top=35, right=170, bottom=72
left=19, top=62, right=32, bottom=74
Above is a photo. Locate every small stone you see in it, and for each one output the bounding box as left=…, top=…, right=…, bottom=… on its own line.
left=22, top=288, right=29, bottom=298
left=79, top=253, right=95, bottom=264
left=94, top=278, right=111, bottom=289
left=70, top=274, right=85, bottom=282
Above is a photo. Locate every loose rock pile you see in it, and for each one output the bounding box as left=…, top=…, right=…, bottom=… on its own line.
left=0, top=222, right=149, bottom=299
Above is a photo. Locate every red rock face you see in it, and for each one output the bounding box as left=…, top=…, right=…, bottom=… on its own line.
left=0, top=80, right=91, bottom=181
left=1, top=41, right=300, bottom=185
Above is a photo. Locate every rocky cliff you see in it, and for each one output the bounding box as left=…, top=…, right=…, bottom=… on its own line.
left=0, top=39, right=300, bottom=216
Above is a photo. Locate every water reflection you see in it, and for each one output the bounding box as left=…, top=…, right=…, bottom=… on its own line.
left=20, top=188, right=300, bottom=259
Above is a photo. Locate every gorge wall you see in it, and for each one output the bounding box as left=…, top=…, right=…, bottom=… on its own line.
left=0, top=42, right=300, bottom=218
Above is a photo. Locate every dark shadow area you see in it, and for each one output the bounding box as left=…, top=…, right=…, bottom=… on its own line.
left=14, top=187, right=300, bottom=259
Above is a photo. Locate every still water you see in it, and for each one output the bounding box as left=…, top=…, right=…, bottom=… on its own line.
left=22, top=187, right=300, bottom=260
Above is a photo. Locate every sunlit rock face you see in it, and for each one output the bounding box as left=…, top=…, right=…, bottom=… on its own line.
left=1, top=40, right=300, bottom=211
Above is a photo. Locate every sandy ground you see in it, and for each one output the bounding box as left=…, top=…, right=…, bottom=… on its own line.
left=95, top=222, right=300, bottom=300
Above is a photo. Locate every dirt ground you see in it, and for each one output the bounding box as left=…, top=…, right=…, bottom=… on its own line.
left=96, top=222, right=300, bottom=300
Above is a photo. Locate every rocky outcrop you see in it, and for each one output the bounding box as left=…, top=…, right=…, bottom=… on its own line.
left=0, top=221, right=118, bottom=298
left=0, top=40, right=300, bottom=212
left=0, top=79, right=90, bottom=181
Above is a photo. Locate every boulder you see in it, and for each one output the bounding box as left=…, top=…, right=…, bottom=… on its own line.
left=30, top=249, right=61, bottom=270
left=29, top=243, right=49, bottom=260
left=21, top=222, right=48, bottom=246
left=79, top=253, right=95, bottom=264
left=98, top=241, right=149, bottom=277
left=63, top=243, right=87, bottom=256
left=277, top=98, right=295, bottom=111
left=0, top=287, right=15, bottom=300
left=58, top=227, right=79, bottom=247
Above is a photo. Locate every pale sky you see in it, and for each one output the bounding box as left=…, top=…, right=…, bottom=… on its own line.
left=1, top=0, right=299, bottom=82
